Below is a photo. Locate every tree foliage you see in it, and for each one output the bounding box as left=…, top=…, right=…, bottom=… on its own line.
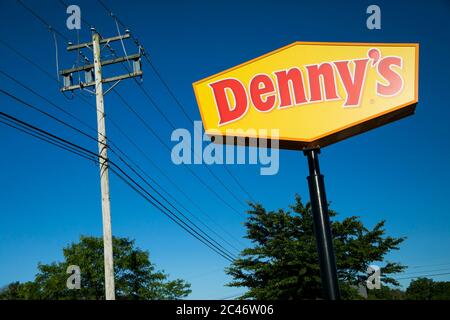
left=367, top=285, right=405, bottom=300
left=0, top=236, right=191, bottom=300
left=226, top=195, right=406, bottom=299
left=406, top=278, right=450, bottom=300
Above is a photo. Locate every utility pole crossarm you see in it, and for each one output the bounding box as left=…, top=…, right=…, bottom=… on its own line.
left=60, top=34, right=142, bottom=93
left=67, top=33, right=131, bottom=51
left=60, top=53, right=141, bottom=75
left=60, top=70, right=142, bottom=92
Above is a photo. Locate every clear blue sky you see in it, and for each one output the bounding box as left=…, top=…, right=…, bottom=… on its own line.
left=0, top=0, right=450, bottom=299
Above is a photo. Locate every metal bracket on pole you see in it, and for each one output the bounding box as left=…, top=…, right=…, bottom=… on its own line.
left=303, top=148, right=341, bottom=300
left=103, top=80, right=121, bottom=96
left=67, top=34, right=131, bottom=51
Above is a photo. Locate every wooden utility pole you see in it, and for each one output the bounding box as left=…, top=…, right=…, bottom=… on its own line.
left=92, top=32, right=114, bottom=300
left=60, top=31, right=142, bottom=300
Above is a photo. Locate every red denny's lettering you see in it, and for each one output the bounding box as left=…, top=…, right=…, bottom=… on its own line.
left=209, top=48, right=403, bottom=126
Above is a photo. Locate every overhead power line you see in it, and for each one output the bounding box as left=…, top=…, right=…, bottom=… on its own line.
left=0, top=110, right=236, bottom=262
left=107, top=121, right=245, bottom=249
left=17, top=0, right=249, bottom=217
left=0, top=85, right=105, bottom=148
left=113, top=83, right=247, bottom=211
left=394, top=268, right=450, bottom=277
left=395, top=272, right=450, bottom=281
left=0, top=84, right=239, bottom=259
left=0, top=115, right=98, bottom=164
left=8, top=3, right=243, bottom=296
left=406, top=262, right=450, bottom=270
left=16, top=0, right=239, bottom=254
left=0, top=38, right=244, bottom=250
left=95, top=0, right=255, bottom=205
left=218, top=292, right=246, bottom=300
left=16, top=0, right=70, bottom=42
left=0, top=44, right=241, bottom=259
left=9, top=2, right=246, bottom=259
left=112, top=90, right=245, bottom=217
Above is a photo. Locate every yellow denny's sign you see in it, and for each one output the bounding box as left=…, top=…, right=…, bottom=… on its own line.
left=193, top=42, right=419, bottom=149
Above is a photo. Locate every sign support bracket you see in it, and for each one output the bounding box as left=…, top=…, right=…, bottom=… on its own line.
left=304, top=148, right=341, bottom=300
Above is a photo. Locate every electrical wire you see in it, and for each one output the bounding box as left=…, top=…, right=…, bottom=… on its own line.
left=112, top=89, right=245, bottom=217
left=0, top=87, right=105, bottom=148
left=96, top=0, right=256, bottom=203
left=16, top=0, right=71, bottom=42
left=395, top=272, right=450, bottom=281
left=0, top=56, right=242, bottom=256
left=0, top=70, right=100, bottom=140
left=394, top=268, right=450, bottom=277
left=122, top=84, right=249, bottom=210
left=109, top=122, right=245, bottom=248
left=27, top=0, right=248, bottom=216
left=406, top=262, right=450, bottom=270
left=6, top=6, right=248, bottom=249
left=0, top=116, right=98, bottom=164
left=0, top=88, right=238, bottom=258
left=0, top=38, right=245, bottom=250
left=95, top=0, right=252, bottom=208
left=0, top=110, right=236, bottom=262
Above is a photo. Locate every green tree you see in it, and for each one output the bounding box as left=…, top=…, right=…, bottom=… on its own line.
left=406, top=278, right=450, bottom=300
left=0, top=236, right=191, bottom=300
left=226, top=195, right=405, bottom=299
left=367, top=285, right=405, bottom=300
left=405, top=278, right=434, bottom=300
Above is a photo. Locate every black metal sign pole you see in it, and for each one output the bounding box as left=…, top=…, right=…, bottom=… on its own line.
left=304, top=148, right=340, bottom=300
